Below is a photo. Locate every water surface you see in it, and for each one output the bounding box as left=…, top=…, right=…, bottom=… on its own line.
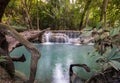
left=10, top=44, right=100, bottom=83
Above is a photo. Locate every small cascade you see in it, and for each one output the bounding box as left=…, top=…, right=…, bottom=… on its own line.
left=43, top=32, right=70, bottom=43
left=42, top=31, right=94, bottom=45
left=42, top=31, right=80, bottom=44
left=54, top=33, right=69, bottom=43
left=44, top=32, right=51, bottom=42
left=43, top=32, right=53, bottom=44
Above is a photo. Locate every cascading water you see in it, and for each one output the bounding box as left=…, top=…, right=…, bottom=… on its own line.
left=43, top=32, right=70, bottom=44
left=42, top=31, right=94, bottom=45
left=44, top=32, right=52, bottom=44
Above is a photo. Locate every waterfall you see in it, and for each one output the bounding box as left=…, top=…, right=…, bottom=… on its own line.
left=43, top=31, right=80, bottom=44
left=43, top=32, right=70, bottom=44
left=42, top=31, right=94, bottom=45
left=44, top=32, right=52, bottom=43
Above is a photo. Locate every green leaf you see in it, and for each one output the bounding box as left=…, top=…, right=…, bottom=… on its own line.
left=84, top=26, right=93, bottom=31
left=109, top=60, right=120, bottom=71
left=0, top=56, right=6, bottom=62
left=110, top=27, right=120, bottom=37
left=110, top=52, right=120, bottom=60
left=0, top=59, right=6, bottom=62
left=96, top=22, right=102, bottom=29
left=107, top=47, right=119, bottom=60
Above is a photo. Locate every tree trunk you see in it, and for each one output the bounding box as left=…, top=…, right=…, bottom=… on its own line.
left=0, top=31, right=15, bottom=78
left=0, top=0, right=15, bottom=78
left=21, top=0, right=33, bottom=30
left=0, top=23, right=41, bottom=83
left=0, top=0, right=10, bottom=22
left=84, top=10, right=90, bottom=27
left=79, top=0, right=91, bottom=30
left=0, top=0, right=40, bottom=82
left=100, top=0, right=109, bottom=29
left=36, top=0, right=40, bottom=30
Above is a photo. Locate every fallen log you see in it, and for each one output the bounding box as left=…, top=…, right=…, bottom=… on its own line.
left=6, top=28, right=50, bottom=52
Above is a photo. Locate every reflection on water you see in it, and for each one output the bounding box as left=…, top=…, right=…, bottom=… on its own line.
left=10, top=44, right=100, bottom=83
left=52, top=63, right=69, bottom=83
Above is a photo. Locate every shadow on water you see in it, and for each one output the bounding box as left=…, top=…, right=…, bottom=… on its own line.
left=10, top=44, right=100, bottom=83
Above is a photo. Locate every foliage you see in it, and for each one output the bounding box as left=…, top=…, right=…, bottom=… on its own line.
left=110, top=25, right=120, bottom=37
left=0, top=56, right=6, bottom=62
left=93, top=25, right=120, bottom=71
left=2, top=0, right=120, bottom=30
left=96, top=47, right=120, bottom=70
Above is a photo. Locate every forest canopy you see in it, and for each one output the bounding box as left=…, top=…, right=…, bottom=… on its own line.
left=2, top=0, right=120, bottom=30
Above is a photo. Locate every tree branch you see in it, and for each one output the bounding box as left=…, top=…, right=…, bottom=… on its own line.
left=0, top=23, right=41, bottom=83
